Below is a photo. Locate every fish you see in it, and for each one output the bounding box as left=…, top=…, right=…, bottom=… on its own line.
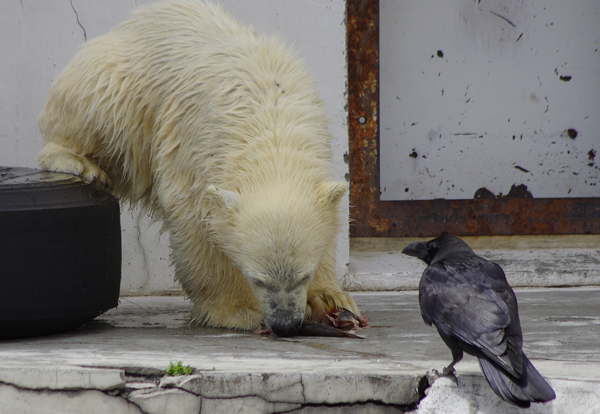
left=254, top=308, right=367, bottom=339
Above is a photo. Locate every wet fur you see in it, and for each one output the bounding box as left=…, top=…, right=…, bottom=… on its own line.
left=38, top=0, right=358, bottom=330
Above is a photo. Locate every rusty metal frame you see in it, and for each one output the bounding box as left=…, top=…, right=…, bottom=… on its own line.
left=347, top=0, right=600, bottom=237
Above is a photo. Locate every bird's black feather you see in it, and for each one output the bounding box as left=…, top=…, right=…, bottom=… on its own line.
left=402, top=235, right=555, bottom=407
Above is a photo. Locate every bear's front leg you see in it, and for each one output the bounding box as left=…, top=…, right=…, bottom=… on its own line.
left=306, top=288, right=360, bottom=323
left=38, top=142, right=112, bottom=187
left=182, top=267, right=265, bottom=330
left=304, top=252, right=360, bottom=323
left=191, top=302, right=264, bottom=331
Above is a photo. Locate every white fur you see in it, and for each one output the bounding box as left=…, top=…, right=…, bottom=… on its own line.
left=38, top=0, right=358, bottom=330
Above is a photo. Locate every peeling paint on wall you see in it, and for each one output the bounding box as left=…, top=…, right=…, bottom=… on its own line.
left=379, top=0, right=600, bottom=201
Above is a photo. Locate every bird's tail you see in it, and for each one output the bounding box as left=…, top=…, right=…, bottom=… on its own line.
left=477, top=351, right=556, bottom=408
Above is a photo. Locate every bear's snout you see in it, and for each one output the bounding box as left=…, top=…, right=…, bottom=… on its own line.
left=268, top=318, right=303, bottom=337
left=263, top=303, right=304, bottom=337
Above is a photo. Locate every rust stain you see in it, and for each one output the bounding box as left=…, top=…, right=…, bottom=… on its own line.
left=370, top=215, right=390, bottom=233
left=348, top=0, right=380, bottom=229
left=347, top=0, right=600, bottom=237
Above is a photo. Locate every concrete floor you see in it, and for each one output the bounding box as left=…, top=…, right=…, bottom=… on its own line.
left=1, top=288, right=599, bottom=414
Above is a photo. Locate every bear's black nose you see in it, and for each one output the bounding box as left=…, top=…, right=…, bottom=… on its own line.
left=269, top=319, right=302, bottom=337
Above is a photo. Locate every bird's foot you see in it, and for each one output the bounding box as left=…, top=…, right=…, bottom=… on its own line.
left=442, top=365, right=456, bottom=377
left=428, top=366, right=458, bottom=385
left=441, top=366, right=458, bottom=385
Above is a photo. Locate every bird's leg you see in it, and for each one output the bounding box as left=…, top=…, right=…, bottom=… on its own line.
left=438, top=346, right=462, bottom=384
left=442, top=356, right=460, bottom=377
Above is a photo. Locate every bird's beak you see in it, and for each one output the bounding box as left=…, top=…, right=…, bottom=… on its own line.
left=401, top=241, right=428, bottom=260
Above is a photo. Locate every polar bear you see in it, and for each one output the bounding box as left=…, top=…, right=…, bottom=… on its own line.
left=37, top=0, right=359, bottom=335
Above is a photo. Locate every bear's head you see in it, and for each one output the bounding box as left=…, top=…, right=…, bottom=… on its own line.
left=206, top=181, right=346, bottom=336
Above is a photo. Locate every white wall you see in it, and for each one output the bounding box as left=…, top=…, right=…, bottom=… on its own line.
left=0, top=0, right=349, bottom=295
left=380, top=0, right=600, bottom=201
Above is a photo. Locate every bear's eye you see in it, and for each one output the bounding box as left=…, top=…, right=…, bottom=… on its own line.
left=253, top=278, right=278, bottom=293
left=285, top=273, right=311, bottom=293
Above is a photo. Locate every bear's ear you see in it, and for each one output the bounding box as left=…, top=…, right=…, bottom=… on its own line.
left=319, top=181, right=347, bottom=206
left=206, top=185, right=240, bottom=213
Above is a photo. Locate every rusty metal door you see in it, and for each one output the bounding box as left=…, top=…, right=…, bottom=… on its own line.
left=347, top=0, right=600, bottom=237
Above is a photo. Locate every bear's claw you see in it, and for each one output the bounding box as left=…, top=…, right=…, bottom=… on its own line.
left=38, top=142, right=112, bottom=188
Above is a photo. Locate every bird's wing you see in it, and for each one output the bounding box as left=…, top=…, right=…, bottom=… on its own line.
left=419, top=260, right=522, bottom=377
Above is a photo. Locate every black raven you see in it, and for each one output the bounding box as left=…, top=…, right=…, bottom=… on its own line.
left=402, top=235, right=555, bottom=408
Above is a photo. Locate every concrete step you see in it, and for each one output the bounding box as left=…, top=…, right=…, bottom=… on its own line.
left=345, top=236, right=600, bottom=291
left=1, top=289, right=599, bottom=413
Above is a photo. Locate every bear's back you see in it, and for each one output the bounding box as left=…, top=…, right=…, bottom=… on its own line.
left=40, top=0, right=333, bottom=208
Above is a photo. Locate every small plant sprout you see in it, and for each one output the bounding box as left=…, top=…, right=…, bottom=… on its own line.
left=166, top=361, right=193, bottom=376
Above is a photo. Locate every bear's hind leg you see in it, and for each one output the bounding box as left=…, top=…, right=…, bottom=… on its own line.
left=38, top=142, right=111, bottom=187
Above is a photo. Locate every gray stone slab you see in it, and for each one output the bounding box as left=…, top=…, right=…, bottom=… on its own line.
left=159, top=368, right=420, bottom=406
left=0, top=289, right=599, bottom=412
left=190, top=372, right=305, bottom=402
left=0, top=384, right=143, bottom=414
left=300, top=373, right=421, bottom=406
left=127, top=388, right=201, bottom=414
left=346, top=249, right=600, bottom=291
left=0, top=365, right=125, bottom=391
left=290, top=404, right=405, bottom=414
left=200, top=396, right=300, bottom=414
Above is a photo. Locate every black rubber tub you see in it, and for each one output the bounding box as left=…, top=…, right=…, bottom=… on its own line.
left=0, top=166, right=121, bottom=338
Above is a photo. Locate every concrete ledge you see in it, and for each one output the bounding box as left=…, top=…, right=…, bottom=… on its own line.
left=0, top=365, right=125, bottom=391
left=1, top=289, right=599, bottom=413
left=345, top=238, right=600, bottom=290
left=0, top=384, right=144, bottom=414
left=159, top=372, right=421, bottom=406
left=127, top=387, right=201, bottom=414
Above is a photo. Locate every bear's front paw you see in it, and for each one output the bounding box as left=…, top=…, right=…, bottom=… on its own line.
left=305, top=289, right=360, bottom=324
left=38, top=142, right=112, bottom=188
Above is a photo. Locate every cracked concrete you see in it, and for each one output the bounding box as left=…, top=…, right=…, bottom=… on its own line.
left=120, top=206, right=179, bottom=296
left=127, top=387, right=201, bottom=414
left=69, top=0, right=87, bottom=41
left=0, top=366, right=125, bottom=391
left=134, top=209, right=153, bottom=290
left=0, top=384, right=144, bottom=414
left=0, top=289, right=598, bottom=413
